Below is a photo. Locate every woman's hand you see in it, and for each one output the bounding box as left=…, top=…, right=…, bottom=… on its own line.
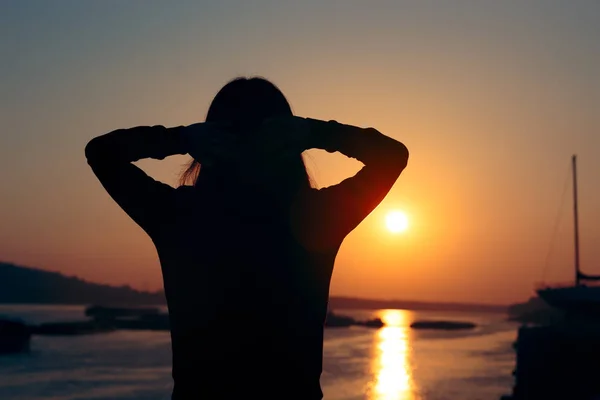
left=220, top=116, right=311, bottom=184
left=182, top=122, right=238, bottom=166
left=252, top=116, right=312, bottom=159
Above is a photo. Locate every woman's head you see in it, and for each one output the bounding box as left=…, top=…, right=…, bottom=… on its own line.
left=180, top=77, right=312, bottom=194
left=206, top=77, right=293, bottom=132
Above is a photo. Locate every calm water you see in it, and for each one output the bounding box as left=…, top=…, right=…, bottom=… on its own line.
left=0, top=305, right=518, bottom=400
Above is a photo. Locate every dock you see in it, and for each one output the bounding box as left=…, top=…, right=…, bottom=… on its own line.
left=502, top=320, right=600, bottom=400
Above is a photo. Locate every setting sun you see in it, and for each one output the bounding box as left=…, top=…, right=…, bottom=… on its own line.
left=385, top=211, right=409, bottom=234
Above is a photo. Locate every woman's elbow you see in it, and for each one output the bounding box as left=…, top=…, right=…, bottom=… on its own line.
left=369, top=128, right=409, bottom=169
left=390, top=140, right=409, bottom=170
left=84, top=135, right=111, bottom=165
left=84, top=137, right=100, bottom=162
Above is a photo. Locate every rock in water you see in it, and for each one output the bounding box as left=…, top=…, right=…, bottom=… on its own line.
left=410, top=320, right=476, bottom=330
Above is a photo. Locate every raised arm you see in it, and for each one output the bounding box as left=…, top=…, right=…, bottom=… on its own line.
left=85, top=125, right=186, bottom=235
left=293, top=119, right=409, bottom=249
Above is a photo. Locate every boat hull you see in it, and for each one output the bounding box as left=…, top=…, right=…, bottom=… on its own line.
left=537, top=286, right=600, bottom=314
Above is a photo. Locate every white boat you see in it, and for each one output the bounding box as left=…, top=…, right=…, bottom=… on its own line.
left=537, top=155, right=600, bottom=314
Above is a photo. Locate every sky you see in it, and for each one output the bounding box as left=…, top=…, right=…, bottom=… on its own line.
left=1, top=0, right=600, bottom=305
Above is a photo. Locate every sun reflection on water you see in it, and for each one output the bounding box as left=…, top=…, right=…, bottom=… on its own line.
left=370, top=310, right=416, bottom=400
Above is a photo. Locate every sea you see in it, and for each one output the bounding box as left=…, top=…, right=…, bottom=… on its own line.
left=0, top=305, right=518, bottom=400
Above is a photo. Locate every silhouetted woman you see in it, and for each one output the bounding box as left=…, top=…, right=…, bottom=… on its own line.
left=85, top=77, right=409, bottom=400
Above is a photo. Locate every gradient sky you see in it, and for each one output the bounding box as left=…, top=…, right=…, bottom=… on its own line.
left=2, top=0, right=600, bottom=305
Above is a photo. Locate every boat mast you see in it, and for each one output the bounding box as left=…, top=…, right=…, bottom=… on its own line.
left=573, top=154, right=581, bottom=286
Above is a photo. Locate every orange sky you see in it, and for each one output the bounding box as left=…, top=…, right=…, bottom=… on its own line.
left=2, top=2, right=600, bottom=305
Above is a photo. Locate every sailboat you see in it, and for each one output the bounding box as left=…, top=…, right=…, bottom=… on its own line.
left=536, top=155, right=600, bottom=314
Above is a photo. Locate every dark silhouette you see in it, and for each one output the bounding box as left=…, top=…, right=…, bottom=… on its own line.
left=85, top=77, right=409, bottom=400
left=0, top=318, right=31, bottom=354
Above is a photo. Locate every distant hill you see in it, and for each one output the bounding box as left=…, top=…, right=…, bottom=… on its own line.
left=0, top=262, right=508, bottom=313
left=0, top=262, right=164, bottom=305
left=329, top=296, right=507, bottom=313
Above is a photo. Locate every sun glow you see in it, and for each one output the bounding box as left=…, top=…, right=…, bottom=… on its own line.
left=385, top=211, right=409, bottom=234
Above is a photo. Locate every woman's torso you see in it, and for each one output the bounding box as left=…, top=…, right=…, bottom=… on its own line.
left=152, top=185, right=340, bottom=399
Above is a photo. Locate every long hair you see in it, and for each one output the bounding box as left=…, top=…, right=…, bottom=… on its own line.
left=179, top=77, right=312, bottom=197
